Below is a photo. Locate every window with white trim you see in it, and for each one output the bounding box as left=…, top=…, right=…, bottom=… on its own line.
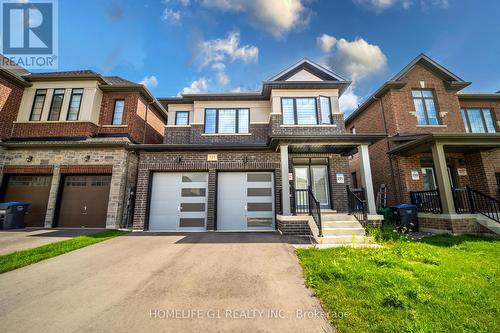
left=175, top=111, right=189, bottom=125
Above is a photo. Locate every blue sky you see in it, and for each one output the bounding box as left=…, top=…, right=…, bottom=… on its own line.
left=54, top=0, right=500, bottom=114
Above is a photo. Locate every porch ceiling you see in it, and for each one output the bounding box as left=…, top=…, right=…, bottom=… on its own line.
left=388, top=133, right=500, bottom=156
left=288, top=145, right=357, bottom=155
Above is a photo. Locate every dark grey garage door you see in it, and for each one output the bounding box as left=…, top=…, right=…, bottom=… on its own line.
left=2, top=175, right=52, bottom=227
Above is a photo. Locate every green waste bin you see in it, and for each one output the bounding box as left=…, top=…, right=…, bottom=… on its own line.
left=377, top=207, right=393, bottom=224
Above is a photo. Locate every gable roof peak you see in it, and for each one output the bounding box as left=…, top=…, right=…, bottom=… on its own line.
left=391, top=53, right=466, bottom=83
left=268, top=57, right=348, bottom=82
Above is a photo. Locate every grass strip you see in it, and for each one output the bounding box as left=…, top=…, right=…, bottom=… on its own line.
left=0, top=230, right=128, bottom=274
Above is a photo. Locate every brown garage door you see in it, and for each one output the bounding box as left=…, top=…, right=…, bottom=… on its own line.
left=57, top=175, right=112, bottom=228
left=2, top=175, right=52, bottom=227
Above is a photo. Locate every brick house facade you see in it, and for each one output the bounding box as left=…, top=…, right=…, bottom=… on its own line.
left=130, top=59, right=384, bottom=239
left=0, top=66, right=167, bottom=229
left=346, top=54, right=500, bottom=234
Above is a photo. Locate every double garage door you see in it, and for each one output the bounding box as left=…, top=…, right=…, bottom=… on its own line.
left=2, top=174, right=111, bottom=228
left=148, top=172, right=274, bottom=231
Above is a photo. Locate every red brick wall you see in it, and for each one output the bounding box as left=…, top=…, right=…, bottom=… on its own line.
left=389, top=64, right=466, bottom=134
left=0, top=77, right=24, bottom=139
left=99, top=92, right=164, bottom=143
left=59, top=165, right=113, bottom=174
left=2, top=165, right=53, bottom=174
left=11, top=122, right=99, bottom=138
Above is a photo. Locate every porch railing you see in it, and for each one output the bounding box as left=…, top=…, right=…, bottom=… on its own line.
left=347, top=185, right=367, bottom=226
left=453, top=186, right=500, bottom=223
left=291, top=185, right=322, bottom=237
left=410, top=190, right=442, bottom=213
left=307, top=186, right=323, bottom=237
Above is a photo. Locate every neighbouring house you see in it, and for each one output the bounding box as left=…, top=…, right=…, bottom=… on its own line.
left=346, top=54, right=500, bottom=234
left=129, top=59, right=385, bottom=243
left=0, top=58, right=167, bottom=229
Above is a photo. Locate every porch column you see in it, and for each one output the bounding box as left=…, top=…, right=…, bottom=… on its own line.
left=431, top=143, right=456, bottom=214
left=280, top=144, right=291, bottom=215
left=358, top=144, right=377, bottom=215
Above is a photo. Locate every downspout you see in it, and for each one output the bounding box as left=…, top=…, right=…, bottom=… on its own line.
left=373, top=95, right=401, bottom=205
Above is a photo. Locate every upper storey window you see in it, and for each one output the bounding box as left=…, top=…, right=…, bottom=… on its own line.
left=66, top=89, right=84, bottom=121
left=412, top=90, right=439, bottom=125
left=48, top=89, right=65, bottom=121
left=281, top=96, right=332, bottom=125
left=29, top=89, right=47, bottom=121
left=112, top=100, right=125, bottom=125
left=461, top=108, right=496, bottom=133
left=175, top=111, right=189, bottom=125
left=204, top=108, right=249, bottom=134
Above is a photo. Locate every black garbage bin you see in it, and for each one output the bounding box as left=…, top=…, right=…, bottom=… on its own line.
left=390, top=204, right=418, bottom=231
left=0, top=202, right=30, bottom=230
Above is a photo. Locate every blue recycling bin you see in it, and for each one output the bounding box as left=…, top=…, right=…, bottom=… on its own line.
left=0, top=202, right=31, bottom=229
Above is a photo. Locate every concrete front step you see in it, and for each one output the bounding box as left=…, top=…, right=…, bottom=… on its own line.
left=322, top=221, right=361, bottom=228
left=319, top=234, right=371, bottom=244
left=321, top=213, right=358, bottom=222
left=323, top=227, right=365, bottom=236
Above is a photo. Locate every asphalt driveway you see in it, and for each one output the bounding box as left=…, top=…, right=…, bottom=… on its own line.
left=0, top=232, right=332, bottom=333
left=0, top=228, right=105, bottom=255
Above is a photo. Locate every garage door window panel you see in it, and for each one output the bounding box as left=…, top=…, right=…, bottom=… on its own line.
left=181, top=188, right=206, bottom=197
left=247, top=173, right=272, bottom=182
left=247, top=202, right=273, bottom=211
left=247, top=218, right=273, bottom=228
left=247, top=188, right=272, bottom=196
left=179, top=218, right=205, bottom=228
left=180, top=203, right=206, bottom=212
left=182, top=174, right=207, bottom=183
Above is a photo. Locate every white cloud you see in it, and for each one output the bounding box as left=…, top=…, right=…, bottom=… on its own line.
left=325, top=37, right=387, bottom=81
left=353, top=0, right=448, bottom=12
left=216, top=72, right=230, bottom=86
left=201, top=0, right=309, bottom=38
left=140, top=75, right=159, bottom=88
left=211, top=62, right=226, bottom=71
left=339, top=86, right=360, bottom=115
left=181, top=78, right=209, bottom=95
left=196, top=31, right=258, bottom=69
left=317, top=34, right=337, bottom=53
left=162, top=8, right=182, bottom=25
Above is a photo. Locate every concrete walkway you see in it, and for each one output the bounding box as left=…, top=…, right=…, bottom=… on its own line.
left=0, top=228, right=105, bottom=255
left=0, top=232, right=333, bottom=333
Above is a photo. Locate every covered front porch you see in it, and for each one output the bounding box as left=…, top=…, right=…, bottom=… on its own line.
left=389, top=133, right=500, bottom=234
left=270, top=134, right=385, bottom=243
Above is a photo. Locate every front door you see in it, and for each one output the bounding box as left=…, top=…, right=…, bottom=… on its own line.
left=293, top=165, right=330, bottom=209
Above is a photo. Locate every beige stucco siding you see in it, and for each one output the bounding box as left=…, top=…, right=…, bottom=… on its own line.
left=270, top=89, right=341, bottom=115
left=16, top=80, right=103, bottom=124
left=285, top=69, right=323, bottom=82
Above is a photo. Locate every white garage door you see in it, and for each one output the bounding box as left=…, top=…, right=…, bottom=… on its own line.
left=217, top=172, right=274, bottom=231
left=149, top=173, right=208, bottom=231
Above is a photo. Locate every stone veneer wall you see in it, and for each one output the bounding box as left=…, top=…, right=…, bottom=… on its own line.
left=0, top=143, right=134, bottom=228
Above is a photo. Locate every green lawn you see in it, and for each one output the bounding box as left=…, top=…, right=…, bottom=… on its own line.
left=297, top=232, right=500, bottom=333
left=0, top=230, right=128, bottom=274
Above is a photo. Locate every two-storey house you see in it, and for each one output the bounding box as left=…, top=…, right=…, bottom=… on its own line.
left=346, top=54, right=500, bottom=234
left=130, top=59, right=385, bottom=243
left=0, top=60, right=167, bottom=229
